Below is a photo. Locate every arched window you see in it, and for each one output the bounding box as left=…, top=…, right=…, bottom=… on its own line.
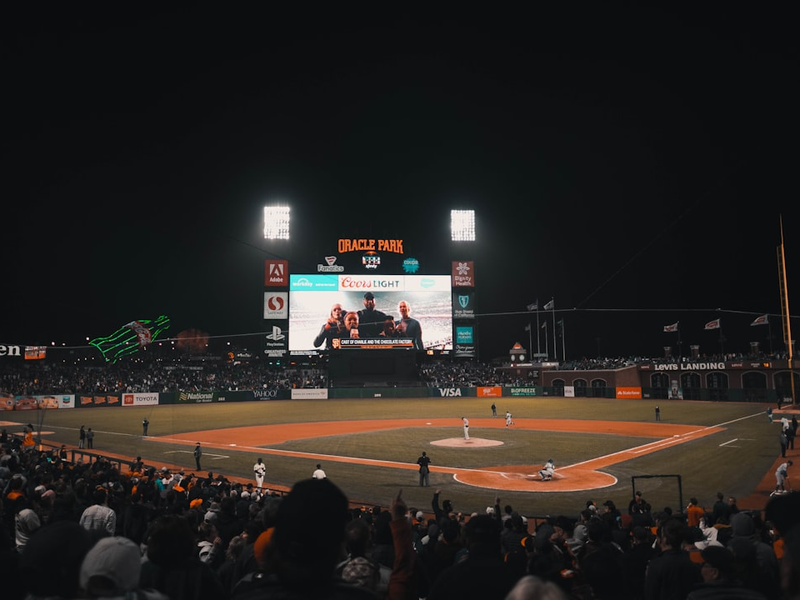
left=591, top=378, right=608, bottom=398
left=706, top=371, right=729, bottom=402
left=650, top=373, right=670, bottom=399
left=742, top=371, right=768, bottom=403
left=681, top=372, right=702, bottom=400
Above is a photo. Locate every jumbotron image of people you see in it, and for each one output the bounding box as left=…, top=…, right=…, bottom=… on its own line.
left=289, top=274, right=453, bottom=352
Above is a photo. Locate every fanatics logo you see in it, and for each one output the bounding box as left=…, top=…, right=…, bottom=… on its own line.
left=318, top=256, right=345, bottom=273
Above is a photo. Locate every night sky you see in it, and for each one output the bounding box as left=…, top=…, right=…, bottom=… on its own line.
left=4, top=6, right=799, bottom=361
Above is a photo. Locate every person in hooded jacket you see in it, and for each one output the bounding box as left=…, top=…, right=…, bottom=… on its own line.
left=726, top=511, right=780, bottom=599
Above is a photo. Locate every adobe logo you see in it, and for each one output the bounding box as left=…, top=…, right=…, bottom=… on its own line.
left=265, top=260, right=289, bottom=286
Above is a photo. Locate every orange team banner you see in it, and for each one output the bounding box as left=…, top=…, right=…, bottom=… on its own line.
left=477, top=386, right=503, bottom=397
left=616, top=387, right=642, bottom=399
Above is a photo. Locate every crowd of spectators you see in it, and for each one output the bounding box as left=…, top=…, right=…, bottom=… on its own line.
left=3, top=437, right=800, bottom=599
left=557, top=357, right=646, bottom=371
left=0, top=358, right=538, bottom=397
left=0, top=361, right=328, bottom=396
left=418, top=361, right=535, bottom=388
left=1, top=345, right=790, bottom=398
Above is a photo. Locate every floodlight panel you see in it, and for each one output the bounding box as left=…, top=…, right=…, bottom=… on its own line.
left=264, top=206, right=291, bottom=240
left=450, top=209, right=475, bottom=241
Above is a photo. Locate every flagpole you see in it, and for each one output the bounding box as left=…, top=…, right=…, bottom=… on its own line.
left=550, top=299, right=557, bottom=362
left=528, top=300, right=540, bottom=358
left=778, top=215, right=795, bottom=405
left=561, top=319, right=566, bottom=362
left=536, top=308, right=541, bottom=356
left=768, top=319, right=773, bottom=355
left=527, top=323, right=532, bottom=359
left=543, top=322, right=549, bottom=359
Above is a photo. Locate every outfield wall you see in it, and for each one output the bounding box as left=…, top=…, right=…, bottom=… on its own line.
left=1, top=385, right=777, bottom=409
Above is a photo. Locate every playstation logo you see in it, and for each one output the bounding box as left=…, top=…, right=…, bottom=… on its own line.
left=265, top=326, right=285, bottom=341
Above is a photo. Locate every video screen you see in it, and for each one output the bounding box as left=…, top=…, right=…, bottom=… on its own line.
left=289, top=274, right=453, bottom=352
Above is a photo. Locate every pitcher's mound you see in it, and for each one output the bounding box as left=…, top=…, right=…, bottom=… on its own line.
left=431, top=437, right=504, bottom=448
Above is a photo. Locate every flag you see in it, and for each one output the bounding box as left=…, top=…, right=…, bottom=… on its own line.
left=527, top=301, right=538, bottom=311
left=663, top=322, right=679, bottom=333
left=704, top=318, right=721, bottom=330
left=750, top=314, right=769, bottom=326
left=524, top=324, right=531, bottom=331
left=541, top=321, right=547, bottom=330
left=544, top=299, right=554, bottom=311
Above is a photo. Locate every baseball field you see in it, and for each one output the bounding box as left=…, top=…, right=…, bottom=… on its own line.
left=1, top=396, right=791, bottom=519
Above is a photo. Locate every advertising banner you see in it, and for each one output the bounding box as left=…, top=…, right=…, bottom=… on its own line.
left=452, top=261, right=475, bottom=287
left=509, top=387, right=537, bottom=396
left=334, top=338, right=416, bottom=349
left=6, top=394, right=75, bottom=409
left=122, top=393, right=159, bottom=407
left=264, top=292, right=289, bottom=319
left=452, top=292, right=475, bottom=319
left=291, top=388, right=329, bottom=400
left=177, top=391, right=217, bottom=404
left=265, top=260, right=289, bottom=286
left=263, top=323, right=288, bottom=357
left=253, top=389, right=291, bottom=401
left=436, top=387, right=465, bottom=397
left=78, top=395, right=122, bottom=407
left=455, top=326, right=476, bottom=357
left=616, top=387, right=642, bottom=399
left=477, top=386, right=502, bottom=397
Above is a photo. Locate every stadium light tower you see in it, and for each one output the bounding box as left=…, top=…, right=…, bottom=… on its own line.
left=263, top=205, right=291, bottom=240
left=450, top=209, right=476, bottom=241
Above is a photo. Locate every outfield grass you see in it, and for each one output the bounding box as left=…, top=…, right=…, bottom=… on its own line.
left=0, top=396, right=781, bottom=519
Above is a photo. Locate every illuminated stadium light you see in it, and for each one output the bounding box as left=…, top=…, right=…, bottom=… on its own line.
left=450, top=209, right=476, bottom=241
left=264, top=206, right=291, bottom=240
